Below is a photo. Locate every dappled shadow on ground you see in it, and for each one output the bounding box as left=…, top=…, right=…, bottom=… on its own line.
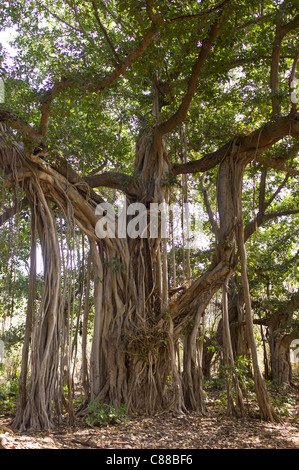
left=1, top=381, right=298, bottom=450
left=1, top=410, right=298, bottom=450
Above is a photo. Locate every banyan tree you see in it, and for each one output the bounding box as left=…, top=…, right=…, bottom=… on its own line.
left=0, top=0, right=299, bottom=430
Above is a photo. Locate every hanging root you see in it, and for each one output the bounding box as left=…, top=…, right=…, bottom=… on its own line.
left=237, top=202, right=281, bottom=423
left=0, top=125, right=92, bottom=430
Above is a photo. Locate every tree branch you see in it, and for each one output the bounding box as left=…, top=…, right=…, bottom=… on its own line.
left=91, top=0, right=120, bottom=64
left=34, top=20, right=161, bottom=135
left=51, top=155, right=105, bottom=205
left=97, top=0, right=132, bottom=35
left=244, top=208, right=299, bottom=242
left=66, top=0, right=93, bottom=42
left=172, top=114, right=299, bottom=176
left=169, top=0, right=230, bottom=23
left=41, top=3, right=82, bottom=34
left=243, top=158, right=297, bottom=241
left=265, top=172, right=289, bottom=208
left=0, top=197, right=28, bottom=227
left=286, top=287, right=299, bottom=317
left=172, top=142, right=231, bottom=175
left=235, top=12, right=275, bottom=30
left=84, top=171, right=138, bottom=195
left=199, top=175, right=219, bottom=238
left=155, top=7, right=229, bottom=138
left=255, top=156, right=299, bottom=175
left=0, top=109, right=43, bottom=146
left=240, top=115, right=299, bottom=153
left=0, top=111, right=138, bottom=197
left=146, top=0, right=160, bottom=23
left=270, top=9, right=299, bottom=115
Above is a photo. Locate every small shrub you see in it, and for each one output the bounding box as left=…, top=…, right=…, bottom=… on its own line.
left=271, top=394, right=293, bottom=417
left=86, top=399, right=128, bottom=427
left=215, top=392, right=228, bottom=408
left=268, top=383, right=295, bottom=417
left=204, top=376, right=226, bottom=391
left=0, top=357, right=20, bottom=413
left=233, top=355, right=255, bottom=392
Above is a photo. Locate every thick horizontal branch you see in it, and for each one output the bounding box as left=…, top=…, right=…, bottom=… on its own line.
left=255, top=156, right=299, bottom=175
left=172, top=114, right=299, bottom=175
left=172, top=142, right=231, bottom=175
left=254, top=136, right=299, bottom=175
left=84, top=171, right=138, bottom=195
left=0, top=109, right=43, bottom=145
left=244, top=208, right=299, bottom=241
left=237, top=115, right=299, bottom=154
left=52, top=155, right=105, bottom=205
left=0, top=115, right=137, bottom=197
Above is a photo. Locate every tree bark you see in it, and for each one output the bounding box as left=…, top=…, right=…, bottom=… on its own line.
left=237, top=210, right=281, bottom=423
left=13, top=209, right=36, bottom=427
left=221, top=275, right=245, bottom=418
left=266, top=289, right=299, bottom=385
left=268, top=327, right=297, bottom=385
left=2, top=109, right=293, bottom=429
left=87, top=133, right=185, bottom=415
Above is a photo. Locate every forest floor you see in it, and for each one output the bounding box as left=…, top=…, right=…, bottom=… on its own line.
left=0, top=380, right=298, bottom=450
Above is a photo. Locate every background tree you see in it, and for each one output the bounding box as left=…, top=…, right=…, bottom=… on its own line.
left=246, top=210, right=299, bottom=385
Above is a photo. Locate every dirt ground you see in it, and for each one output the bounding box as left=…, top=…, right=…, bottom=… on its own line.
left=1, top=383, right=298, bottom=450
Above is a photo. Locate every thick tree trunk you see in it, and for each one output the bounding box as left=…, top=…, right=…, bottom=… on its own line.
left=182, top=306, right=207, bottom=414
left=229, top=290, right=250, bottom=359
left=221, top=275, right=245, bottom=418
left=269, top=330, right=293, bottom=385
left=202, top=335, right=217, bottom=379
left=88, top=133, right=185, bottom=415
left=267, top=291, right=299, bottom=385
left=2, top=123, right=288, bottom=430
left=173, top=145, right=243, bottom=411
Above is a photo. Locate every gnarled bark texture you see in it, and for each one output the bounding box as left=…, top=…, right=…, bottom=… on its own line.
left=0, top=117, right=289, bottom=429
left=268, top=290, right=299, bottom=385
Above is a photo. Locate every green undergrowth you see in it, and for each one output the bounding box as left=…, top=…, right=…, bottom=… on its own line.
left=86, top=399, right=129, bottom=427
